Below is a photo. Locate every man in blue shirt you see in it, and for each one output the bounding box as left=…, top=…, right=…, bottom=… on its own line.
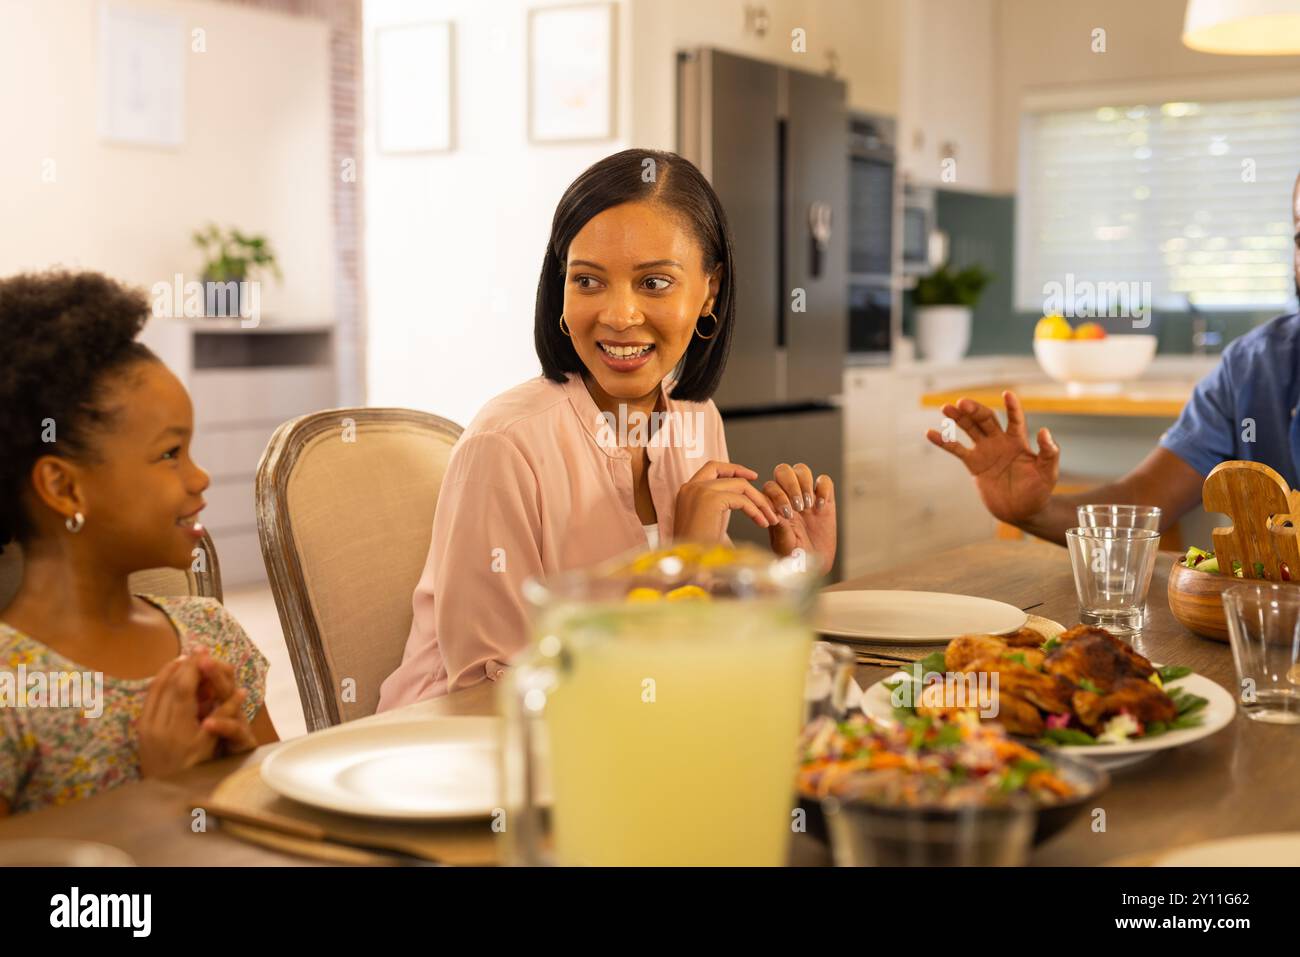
left=928, top=173, right=1300, bottom=546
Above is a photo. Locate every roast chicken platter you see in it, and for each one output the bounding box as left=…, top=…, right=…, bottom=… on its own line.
left=913, top=625, right=1201, bottom=742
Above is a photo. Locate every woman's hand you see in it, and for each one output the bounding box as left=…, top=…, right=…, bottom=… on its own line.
left=673, top=460, right=781, bottom=543
left=925, top=392, right=1059, bottom=526
left=137, top=656, right=220, bottom=779
left=762, top=464, right=836, bottom=574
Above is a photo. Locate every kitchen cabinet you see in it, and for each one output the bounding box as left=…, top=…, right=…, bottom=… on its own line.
left=896, top=0, right=997, bottom=191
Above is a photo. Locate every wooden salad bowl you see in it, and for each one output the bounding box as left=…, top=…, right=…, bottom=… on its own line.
left=1168, top=561, right=1300, bottom=643
left=1167, top=561, right=1236, bottom=642
left=1168, top=460, right=1300, bottom=642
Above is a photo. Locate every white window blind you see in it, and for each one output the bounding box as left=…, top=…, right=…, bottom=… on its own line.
left=1017, top=95, right=1300, bottom=312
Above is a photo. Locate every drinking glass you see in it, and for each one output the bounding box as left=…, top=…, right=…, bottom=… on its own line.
left=501, top=541, right=822, bottom=866
left=1065, top=526, right=1160, bottom=637
left=1222, top=583, right=1300, bottom=724
left=1076, top=507, right=1162, bottom=622
left=1076, top=504, right=1162, bottom=531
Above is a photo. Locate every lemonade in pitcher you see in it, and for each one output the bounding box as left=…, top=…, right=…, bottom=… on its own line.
left=504, top=543, right=820, bottom=866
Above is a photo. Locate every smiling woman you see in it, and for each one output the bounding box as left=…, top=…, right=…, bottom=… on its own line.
left=378, top=149, right=837, bottom=707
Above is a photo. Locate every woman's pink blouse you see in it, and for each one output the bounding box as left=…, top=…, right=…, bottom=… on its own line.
left=377, top=372, right=733, bottom=708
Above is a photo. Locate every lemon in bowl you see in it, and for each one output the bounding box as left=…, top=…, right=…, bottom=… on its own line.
left=1034, top=314, right=1074, bottom=340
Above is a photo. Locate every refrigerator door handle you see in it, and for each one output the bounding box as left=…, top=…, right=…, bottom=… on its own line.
left=776, top=116, right=788, bottom=351
left=808, top=201, right=832, bottom=278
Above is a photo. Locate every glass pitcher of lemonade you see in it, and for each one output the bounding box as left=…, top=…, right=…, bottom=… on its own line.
left=501, top=541, right=821, bottom=866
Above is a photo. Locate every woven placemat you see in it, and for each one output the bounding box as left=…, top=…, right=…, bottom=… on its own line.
left=208, top=763, right=498, bottom=866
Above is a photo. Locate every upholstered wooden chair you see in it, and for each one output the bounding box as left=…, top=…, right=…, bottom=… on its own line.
left=255, top=407, right=463, bottom=731
left=0, top=527, right=223, bottom=607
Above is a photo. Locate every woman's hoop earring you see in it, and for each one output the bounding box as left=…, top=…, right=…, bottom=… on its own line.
left=695, top=311, right=719, bottom=340
left=65, top=512, right=84, bottom=534
left=559, top=314, right=572, bottom=337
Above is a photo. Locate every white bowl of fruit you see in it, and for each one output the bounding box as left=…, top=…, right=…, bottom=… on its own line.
left=1032, top=315, right=1157, bottom=395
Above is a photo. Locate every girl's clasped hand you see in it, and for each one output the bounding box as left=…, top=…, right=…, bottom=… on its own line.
left=137, top=647, right=258, bottom=780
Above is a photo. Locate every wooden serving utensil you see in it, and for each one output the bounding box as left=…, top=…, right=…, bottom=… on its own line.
left=1202, top=461, right=1297, bottom=581
left=1269, top=511, right=1300, bottom=577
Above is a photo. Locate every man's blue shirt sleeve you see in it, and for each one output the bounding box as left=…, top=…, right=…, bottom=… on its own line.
left=1159, top=351, right=1238, bottom=477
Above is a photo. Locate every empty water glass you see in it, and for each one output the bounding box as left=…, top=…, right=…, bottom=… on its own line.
left=1076, top=504, right=1162, bottom=531
left=1065, top=526, right=1160, bottom=637
left=1076, top=506, right=1163, bottom=622
left=1222, top=583, right=1300, bottom=724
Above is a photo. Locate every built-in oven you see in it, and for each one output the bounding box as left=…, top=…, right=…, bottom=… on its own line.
left=847, top=282, right=892, bottom=355
left=847, top=111, right=895, bottom=361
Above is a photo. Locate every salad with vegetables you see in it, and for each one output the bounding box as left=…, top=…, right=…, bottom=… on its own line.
left=1181, top=545, right=1292, bottom=581
left=798, top=711, right=1077, bottom=808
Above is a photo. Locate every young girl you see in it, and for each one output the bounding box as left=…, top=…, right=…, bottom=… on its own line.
left=378, top=149, right=837, bottom=707
left=0, top=270, right=278, bottom=815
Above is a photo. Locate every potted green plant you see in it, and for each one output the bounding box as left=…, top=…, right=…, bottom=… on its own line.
left=192, top=224, right=281, bottom=317
left=912, top=263, right=991, bottom=363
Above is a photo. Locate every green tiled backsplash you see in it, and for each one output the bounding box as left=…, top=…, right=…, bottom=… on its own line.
left=900, top=188, right=1284, bottom=356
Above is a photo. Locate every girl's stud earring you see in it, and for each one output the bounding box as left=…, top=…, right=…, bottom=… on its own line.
left=65, top=512, right=85, bottom=534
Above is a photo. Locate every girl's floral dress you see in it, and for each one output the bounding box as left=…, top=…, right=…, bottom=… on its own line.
left=0, top=595, right=268, bottom=814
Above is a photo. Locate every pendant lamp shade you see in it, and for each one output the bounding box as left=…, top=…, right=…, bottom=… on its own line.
left=1183, top=0, right=1300, bottom=54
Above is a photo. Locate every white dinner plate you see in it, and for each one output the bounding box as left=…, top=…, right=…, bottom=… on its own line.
left=815, top=589, right=1027, bottom=644
left=862, top=669, right=1235, bottom=771
left=1153, top=833, right=1300, bottom=867
left=259, top=716, right=504, bottom=821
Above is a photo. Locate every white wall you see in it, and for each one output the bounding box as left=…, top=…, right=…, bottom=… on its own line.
left=363, top=0, right=637, bottom=426
left=364, top=0, right=902, bottom=425
left=0, top=0, right=334, bottom=320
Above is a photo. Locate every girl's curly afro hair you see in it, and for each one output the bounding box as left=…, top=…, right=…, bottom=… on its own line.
left=0, top=270, right=156, bottom=552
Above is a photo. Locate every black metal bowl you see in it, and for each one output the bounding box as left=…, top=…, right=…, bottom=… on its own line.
left=798, top=746, right=1110, bottom=848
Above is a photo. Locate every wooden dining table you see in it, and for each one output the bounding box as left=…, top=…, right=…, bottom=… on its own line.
left=1, top=538, right=1293, bottom=866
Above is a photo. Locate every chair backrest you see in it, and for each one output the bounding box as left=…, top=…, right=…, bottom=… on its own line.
left=255, top=407, right=463, bottom=731
left=0, top=527, right=223, bottom=608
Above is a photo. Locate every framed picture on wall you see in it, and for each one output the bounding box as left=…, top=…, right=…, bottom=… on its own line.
left=375, top=21, right=455, bottom=154
left=528, top=2, right=617, bottom=143
left=97, top=1, right=185, bottom=147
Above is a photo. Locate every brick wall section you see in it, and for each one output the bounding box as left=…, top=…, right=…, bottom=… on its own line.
left=213, top=0, right=366, bottom=405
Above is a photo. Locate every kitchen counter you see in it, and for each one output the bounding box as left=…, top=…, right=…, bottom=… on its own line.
left=869, top=353, right=1218, bottom=418
left=919, top=379, right=1195, bottom=417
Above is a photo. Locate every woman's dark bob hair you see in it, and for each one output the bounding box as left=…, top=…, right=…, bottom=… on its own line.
left=534, top=148, right=735, bottom=402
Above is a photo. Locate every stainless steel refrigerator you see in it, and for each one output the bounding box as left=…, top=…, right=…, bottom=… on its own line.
left=677, top=48, right=847, bottom=582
